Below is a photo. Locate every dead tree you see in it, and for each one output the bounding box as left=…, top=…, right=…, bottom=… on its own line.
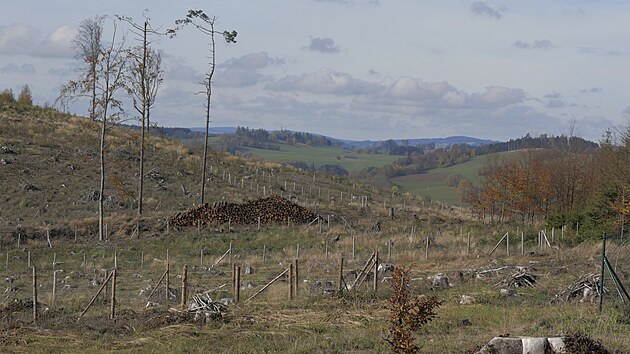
left=169, top=9, right=237, bottom=205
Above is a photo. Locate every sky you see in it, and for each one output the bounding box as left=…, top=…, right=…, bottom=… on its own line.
left=1, top=0, right=629, bottom=142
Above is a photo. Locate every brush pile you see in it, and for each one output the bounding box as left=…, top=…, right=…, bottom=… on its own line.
left=187, top=293, right=229, bottom=322
left=496, top=268, right=537, bottom=288
left=169, top=195, right=316, bottom=227
left=555, top=274, right=606, bottom=303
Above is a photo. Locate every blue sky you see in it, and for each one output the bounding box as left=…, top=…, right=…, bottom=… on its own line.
left=1, top=0, right=629, bottom=141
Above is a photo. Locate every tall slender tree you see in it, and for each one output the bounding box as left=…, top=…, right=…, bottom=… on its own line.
left=170, top=10, right=237, bottom=205
left=58, top=17, right=128, bottom=241
left=119, top=13, right=165, bottom=216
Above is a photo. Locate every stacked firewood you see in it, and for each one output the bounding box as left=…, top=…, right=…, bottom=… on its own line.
left=169, top=195, right=316, bottom=227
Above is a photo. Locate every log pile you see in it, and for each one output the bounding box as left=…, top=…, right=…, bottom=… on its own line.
left=555, top=274, right=606, bottom=303
left=169, top=195, right=316, bottom=227
left=496, top=269, right=537, bottom=288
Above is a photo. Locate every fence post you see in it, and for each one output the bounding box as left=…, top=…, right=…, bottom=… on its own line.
left=110, top=268, right=117, bottom=320
left=32, top=265, right=37, bottom=323
left=467, top=233, right=471, bottom=255
left=373, top=251, right=379, bottom=292
left=262, top=245, right=266, bottom=263
left=236, top=266, right=241, bottom=303
left=52, top=268, right=57, bottom=308
left=165, top=261, right=170, bottom=302
left=338, top=257, right=344, bottom=293
left=181, top=265, right=188, bottom=309
left=294, top=258, right=299, bottom=300
left=289, top=263, right=294, bottom=301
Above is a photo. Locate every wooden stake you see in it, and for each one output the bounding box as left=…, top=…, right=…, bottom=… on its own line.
left=262, top=245, right=266, bottom=263
left=235, top=266, right=241, bottom=303
left=352, top=234, right=355, bottom=260
left=467, top=232, right=471, bottom=255
left=489, top=232, right=508, bottom=255
left=28, top=250, right=31, bottom=268
left=338, top=257, right=344, bottom=292
left=425, top=236, right=429, bottom=259
left=521, top=232, right=524, bottom=256
left=289, top=263, right=294, bottom=301
left=506, top=232, right=510, bottom=257
left=52, top=269, right=57, bottom=307
left=373, top=251, right=379, bottom=292
left=78, top=270, right=113, bottom=320
left=110, top=268, right=116, bottom=319
left=229, top=241, right=233, bottom=265
left=165, top=262, right=170, bottom=302
left=181, top=265, right=188, bottom=309
left=46, top=228, right=52, bottom=248
left=146, top=269, right=168, bottom=301
left=294, top=258, right=299, bottom=300
left=232, top=263, right=236, bottom=295
left=32, top=265, right=37, bottom=322
left=245, top=268, right=289, bottom=303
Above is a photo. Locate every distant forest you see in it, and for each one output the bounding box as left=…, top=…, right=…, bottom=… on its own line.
left=355, top=133, right=599, bottom=184
left=210, top=127, right=340, bottom=154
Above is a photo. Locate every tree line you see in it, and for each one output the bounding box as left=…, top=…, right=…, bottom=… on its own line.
left=212, top=127, right=339, bottom=154
left=352, top=134, right=599, bottom=189
left=463, top=128, right=629, bottom=241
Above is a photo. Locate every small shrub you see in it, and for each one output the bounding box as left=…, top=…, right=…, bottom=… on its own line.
left=564, top=331, right=611, bottom=354
left=385, top=266, right=442, bottom=354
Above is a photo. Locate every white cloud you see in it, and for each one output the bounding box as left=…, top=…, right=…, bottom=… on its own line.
left=0, top=63, right=36, bottom=74
left=266, top=69, right=379, bottom=95
left=163, top=56, right=203, bottom=82
left=34, top=25, right=76, bottom=58
left=0, top=23, right=40, bottom=55
left=216, top=52, right=283, bottom=87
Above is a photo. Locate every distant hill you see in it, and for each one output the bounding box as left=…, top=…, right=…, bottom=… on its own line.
left=336, top=136, right=497, bottom=149
left=186, top=126, right=497, bottom=149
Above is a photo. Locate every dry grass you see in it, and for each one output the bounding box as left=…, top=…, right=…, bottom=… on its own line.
left=1, top=105, right=628, bottom=353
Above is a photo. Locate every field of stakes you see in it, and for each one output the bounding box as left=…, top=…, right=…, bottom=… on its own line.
left=1, top=209, right=629, bottom=353
left=1, top=105, right=629, bottom=353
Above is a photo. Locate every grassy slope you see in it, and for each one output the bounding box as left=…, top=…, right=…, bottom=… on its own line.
left=241, top=142, right=403, bottom=173
left=1, top=106, right=628, bottom=353
left=393, top=151, right=516, bottom=205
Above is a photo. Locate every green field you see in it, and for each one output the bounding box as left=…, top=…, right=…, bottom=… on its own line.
left=393, top=151, right=516, bottom=205
left=242, top=143, right=403, bottom=173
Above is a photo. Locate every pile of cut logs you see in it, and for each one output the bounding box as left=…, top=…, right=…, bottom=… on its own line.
left=169, top=195, right=316, bottom=227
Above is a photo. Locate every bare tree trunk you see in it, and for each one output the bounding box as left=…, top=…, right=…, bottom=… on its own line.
left=99, top=114, right=106, bottom=242
left=138, top=21, right=148, bottom=216
left=200, top=21, right=216, bottom=206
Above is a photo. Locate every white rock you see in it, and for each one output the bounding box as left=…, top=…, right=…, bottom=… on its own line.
left=459, top=295, right=476, bottom=305
left=547, top=337, right=566, bottom=353
left=521, top=337, right=547, bottom=354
